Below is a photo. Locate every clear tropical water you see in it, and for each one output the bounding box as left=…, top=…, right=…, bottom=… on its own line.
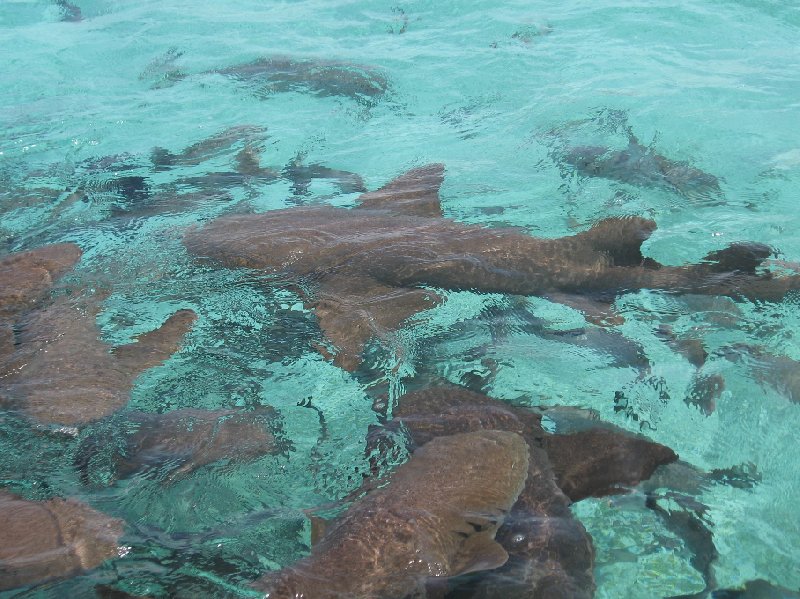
left=1, top=0, right=800, bottom=597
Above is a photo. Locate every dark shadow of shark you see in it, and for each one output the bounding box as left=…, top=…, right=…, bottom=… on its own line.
left=184, top=164, right=800, bottom=371
left=561, top=134, right=723, bottom=203
left=548, top=109, right=723, bottom=204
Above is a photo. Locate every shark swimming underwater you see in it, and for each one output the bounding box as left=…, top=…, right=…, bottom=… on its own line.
left=0, top=490, right=124, bottom=591
left=0, top=243, right=84, bottom=364
left=75, top=406, right=288, bottom=485
left=1, top=292, right=196, bottom=426
left=0, top=245, right=197, bottom=426
left=254, top=387, right=676, bottom=598
left=184, top=164, right=800, bottom=370
left=253, top=429, right=530, bottom=598
left=377, top=386, right=678, bottom=598
left=560, top=134, right=722, bottom=201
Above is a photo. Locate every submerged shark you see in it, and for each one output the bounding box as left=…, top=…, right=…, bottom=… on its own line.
left=210, top=56, right=391, bottom=104
left=372, top=386, right=677, bottom=598
left=1, top=243, right=84, bottom=365
left=75, top=406, right=288, bottom=484
left=0, top=489, right=123, bottom=591
left=253, top=429, right=530, bottom=598
left=0, top=243, right=83, bottom=319
left=561, top=134, right=722, bottom=200
left=184, top=164, right=800, bottom=370
left=2, top=292, right=196, bottom=426
left=719, top=343, right=800, bottom=404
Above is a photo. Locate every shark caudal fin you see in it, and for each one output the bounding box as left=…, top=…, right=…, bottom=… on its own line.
left=355, top=163, right=445, bottom=217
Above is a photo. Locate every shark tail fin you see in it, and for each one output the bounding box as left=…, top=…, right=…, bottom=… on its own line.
left=356, top=163, right=445, bottom=217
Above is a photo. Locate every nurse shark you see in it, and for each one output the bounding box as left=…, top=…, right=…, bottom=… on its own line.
left=255, top=387, right=676, bottom=598
left=0, top=243, right=83, bottom=364
left=0, top=245, right=196, bottom=426
left=561, top=133, right=722, bottom=200
left=2, top=293, right=196, bottom=426
left=253, top=429, right=530, bottom=598
left=379, top=387, right=678, bottom=598
left=0, top=490, right=123, bottom=591
left=184, top=163, right=800, bottom=370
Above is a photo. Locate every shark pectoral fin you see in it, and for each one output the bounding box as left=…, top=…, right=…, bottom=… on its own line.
left=112, top=309, right=197, bottom=377
left=355, top=163, right=445, bottom=217
left=544, top=293, right=624, bottom=326
left=313, top=277, right=441, bottom=370
left=451, top=534, right=509, bottom=575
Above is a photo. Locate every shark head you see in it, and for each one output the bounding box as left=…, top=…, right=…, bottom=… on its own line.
left=253, top=429, right=529, bottom=598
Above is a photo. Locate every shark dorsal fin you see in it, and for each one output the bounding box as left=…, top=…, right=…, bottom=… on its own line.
left=574, top=216, right=658, bottom=267
left=356, top=164, right=445, bottom=218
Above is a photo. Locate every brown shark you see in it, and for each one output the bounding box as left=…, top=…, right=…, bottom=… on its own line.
left=2, top=290, right=196, bottom=426
left=75, top=406, right=286, bottom=484
left=375, top=386, right=678, bottom=598
left=184, top=164, right=800, bottom=370
left=210, top=56, right=390, bottom=104
left=0, top=243, right=83, bottom=366
left=0, top=490, right=123, bottom=591
left=0, top=243, right=83, bottom=319
left=252, top=430, right=529, bottom=599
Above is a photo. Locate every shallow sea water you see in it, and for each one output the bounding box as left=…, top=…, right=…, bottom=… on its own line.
left=1, top=0, right=800, bottom=597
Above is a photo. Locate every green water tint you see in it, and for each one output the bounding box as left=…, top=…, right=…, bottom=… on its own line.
left=2, top=0, right=800, bottom=596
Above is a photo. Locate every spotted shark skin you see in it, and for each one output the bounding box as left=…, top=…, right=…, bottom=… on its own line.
left=184, top=164, right=800, bottom=370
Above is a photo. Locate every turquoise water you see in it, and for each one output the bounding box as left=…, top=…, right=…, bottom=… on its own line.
left=2, top=0, right=800, bottom=596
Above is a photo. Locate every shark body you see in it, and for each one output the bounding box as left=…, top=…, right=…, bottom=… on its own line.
left=184, top=164, right=800, bottom=370
left=380, top=387, right=677, bottom=598
left=253, top=430, right=530, bottom=598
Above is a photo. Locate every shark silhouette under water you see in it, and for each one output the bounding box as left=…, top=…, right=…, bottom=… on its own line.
left=184, top=164, right=800, bottom=370
left=561, top=133, right=723, bottom=201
